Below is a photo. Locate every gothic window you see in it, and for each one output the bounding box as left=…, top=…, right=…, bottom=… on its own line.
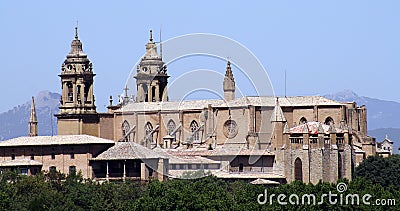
left=325, top=117, right=334, bottom=125
left=294, top=158, right=303, bottom=181
left=67, top=82, right=73, bottom=101
left=299, top=117, right=307, bottom=124
left=122, top=120, right=130, bottom=142
left=145, top=122, right=153, bottom=143
left=167, top=119, right=176, bottom=135
left=190, top=120, right=199, bottom=142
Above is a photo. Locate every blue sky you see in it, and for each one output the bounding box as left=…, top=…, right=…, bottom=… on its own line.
left=0, top=1, right=399, bottom=112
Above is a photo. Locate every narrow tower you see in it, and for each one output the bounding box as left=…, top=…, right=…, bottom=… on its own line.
left=135, top=29, right=169, bottom=102
left=58, top=26, right=96, bottom=114
left=223, top=60, right=235, bottom=101
left=28, top=96, right=38, bottom=137
left=56, top=26, right=99, bottom=136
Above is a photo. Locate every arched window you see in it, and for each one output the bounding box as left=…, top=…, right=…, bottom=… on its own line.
left=67, top=82, right=73, bottom=101
left=122, top=120, right=130, bottom=142
left=299, top=117, right=308, bottom=124
left=294, top=158, right=303, bottom=181
left=190, top=120, right=199, bottom=142
left=167, top=119, right=176, bottom=135
left=143, top=84, right=148, bottom=102
left=145, top=122, right=153, bottom=143
left=325, top=117, right=334, bottom=125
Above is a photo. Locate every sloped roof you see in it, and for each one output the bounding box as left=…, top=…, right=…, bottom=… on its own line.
left=0, top=159, right=42, bottom=167
left=0, top=135, right=115, bottom=147
left=118, top=96, right=343, bottom=112
left=92, top=142, right=166, bottom=160
left=250, top=178, right=280, bottom=185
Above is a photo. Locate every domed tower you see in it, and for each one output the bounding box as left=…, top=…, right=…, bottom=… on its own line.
left=56, top=27, right=99, bottom=136
left=58, top=26, right=96, bottom=114
left=135, top=30, right=169, bottom=102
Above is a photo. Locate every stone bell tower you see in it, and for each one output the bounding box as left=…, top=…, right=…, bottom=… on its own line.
left=135, top=29, right=169, bottom=102
left=56, top=26, right=99, bottom=136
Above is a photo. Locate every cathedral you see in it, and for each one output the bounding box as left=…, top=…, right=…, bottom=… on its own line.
left=0, top=27, right=391, bottom=184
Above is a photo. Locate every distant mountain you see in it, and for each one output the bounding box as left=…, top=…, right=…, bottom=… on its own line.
left=0, top=91, right=59, bottom=141
left=325, top=90, right=400, bottom=153
left=324, top=90, right=400, bottom=130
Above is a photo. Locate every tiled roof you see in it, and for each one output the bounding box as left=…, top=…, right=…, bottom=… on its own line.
left=117, top=96, right=343, bottom=112
left=92, top=142, right=166, bottom=160
left=0, top=159, right=43, bottom=167
left=0, top=135, right=115, bottom=147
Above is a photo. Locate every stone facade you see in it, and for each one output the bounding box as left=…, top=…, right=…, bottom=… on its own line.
left=52, top=28, right=381, bottom=183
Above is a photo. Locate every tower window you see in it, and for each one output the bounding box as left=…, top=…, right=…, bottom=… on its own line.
left=30, top=154, right=34, bottom=160
left=152, top=86, right=156, bottom=102
left=77, top=85, right=81, bottom=102
left=11, top=154, right=15, bottom=160
left=70, top=153, right=75, bottom=159
left=51, top=153, right=55, bottom=160
left=84, top=82, right=90, bottom=102
left=67, top=82, right=73, bottom=101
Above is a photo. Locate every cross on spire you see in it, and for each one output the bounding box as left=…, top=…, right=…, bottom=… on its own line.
left=149, top=29, right=153, bottom=42
left=124, top=85, right=129, bottom=97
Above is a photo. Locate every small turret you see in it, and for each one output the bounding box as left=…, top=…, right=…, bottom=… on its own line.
left=223, top=60, right=235, bottom=101
left=28, top=96, right=38, bottom=137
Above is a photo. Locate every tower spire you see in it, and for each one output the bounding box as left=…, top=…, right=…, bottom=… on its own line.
left=29, top=96, right=38, bottom=137
left=223, top=59, right=235, bottom=101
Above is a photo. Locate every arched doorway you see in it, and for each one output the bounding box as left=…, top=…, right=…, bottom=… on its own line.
left=294, top=158, right=303, bottom=181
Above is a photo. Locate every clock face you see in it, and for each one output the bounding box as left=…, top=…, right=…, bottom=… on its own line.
left=142, top=67, right=148, bottom=72
left=223, top=120, right=238, bottom=139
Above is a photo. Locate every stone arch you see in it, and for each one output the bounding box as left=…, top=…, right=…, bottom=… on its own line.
left=299, top=117, right=308, bottom=124
left=294, top=157, right=303, bottom=181
left=325, top=117, right=334, bottom=125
